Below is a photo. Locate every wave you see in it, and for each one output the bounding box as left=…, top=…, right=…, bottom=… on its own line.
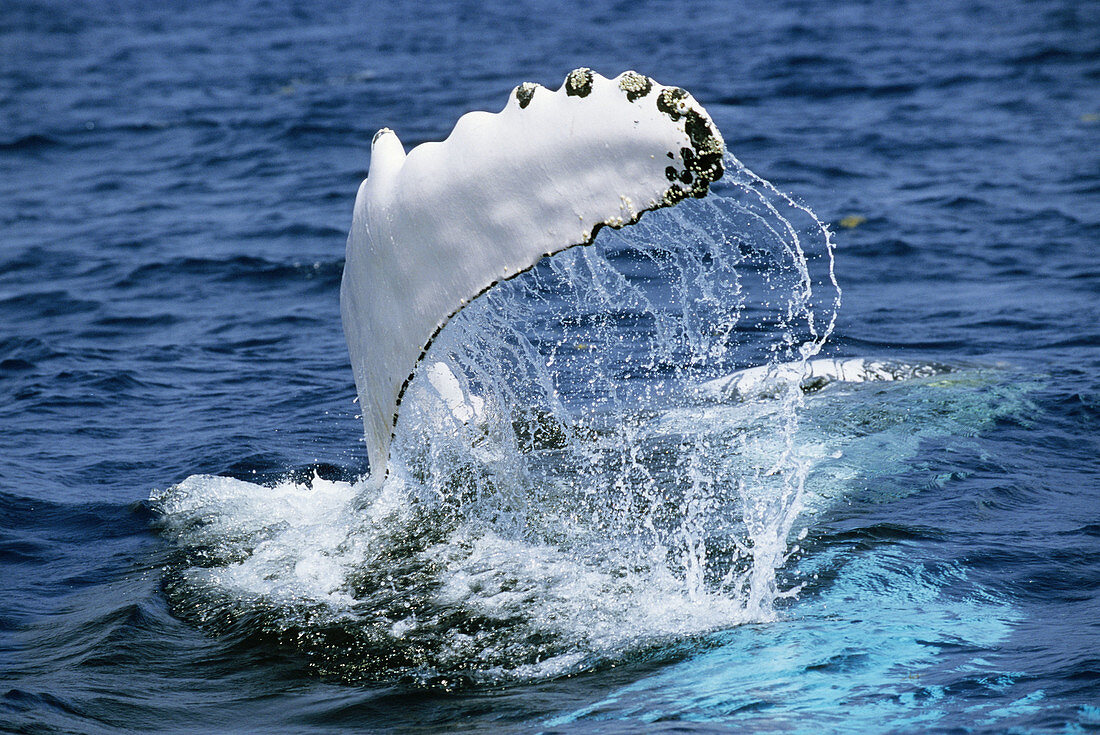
left=0, top=133, right=63, bottom=152
left=114, top=256, right=343, bottom=290
left=0, top=291, right=99, bottom=319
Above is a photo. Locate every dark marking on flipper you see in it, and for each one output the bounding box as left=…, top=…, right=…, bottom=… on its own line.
left=515, top=82, right=538, bottom=109
left=663, top=185, right=689, bottom=206
left=657, top=88, right=724, bottom=201
left=657, top=87, right=689, bottom=121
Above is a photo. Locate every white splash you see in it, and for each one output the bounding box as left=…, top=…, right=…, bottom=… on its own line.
left=153, top=72, right=865, bottom=685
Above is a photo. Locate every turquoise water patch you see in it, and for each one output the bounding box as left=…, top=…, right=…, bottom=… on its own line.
left=549, top=550, right=1020, bottom=732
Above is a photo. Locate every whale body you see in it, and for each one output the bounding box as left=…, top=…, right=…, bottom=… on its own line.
left=341, top=69, right=725, bottom=483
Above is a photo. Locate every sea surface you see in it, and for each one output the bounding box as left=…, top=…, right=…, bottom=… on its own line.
left=2, top=1, right=1099, bottom=733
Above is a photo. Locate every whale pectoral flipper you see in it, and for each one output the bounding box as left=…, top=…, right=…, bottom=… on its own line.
left=340, top=69, right=726, bottom=484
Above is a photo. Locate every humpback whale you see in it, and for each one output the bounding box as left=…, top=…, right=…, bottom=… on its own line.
left=341, top=69, right=725, bottom=483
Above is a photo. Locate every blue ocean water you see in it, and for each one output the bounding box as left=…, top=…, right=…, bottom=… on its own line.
left=2, top=0, right=1098, bottom=732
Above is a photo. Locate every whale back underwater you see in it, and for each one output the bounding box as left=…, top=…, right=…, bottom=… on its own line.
left=2, top=2, right=1099, bottom=733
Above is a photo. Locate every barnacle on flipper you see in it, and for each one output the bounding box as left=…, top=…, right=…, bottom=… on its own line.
left=564, top=68, right=594, bottom=97
left=618, top=71, right=653, bottom=102
left=515, top=82, right=539, bottom=109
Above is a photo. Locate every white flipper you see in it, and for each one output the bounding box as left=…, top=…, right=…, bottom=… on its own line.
left=341, top=69, right=725, bottom=482
left=697, top=358, right=956, bottom=402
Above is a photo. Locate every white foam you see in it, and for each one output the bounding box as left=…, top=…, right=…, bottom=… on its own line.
left=155, top=467, right=765, bottom=682
left=155, top=473, right=400, bottom=611
left=154, top=360, right=1026, bottom=685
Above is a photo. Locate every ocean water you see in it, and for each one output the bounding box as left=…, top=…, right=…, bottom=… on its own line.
left=2, top=1, right=1099, bottom=733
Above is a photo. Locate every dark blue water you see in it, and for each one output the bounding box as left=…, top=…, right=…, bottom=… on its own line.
left=2, top=1, right=1098, bottom=732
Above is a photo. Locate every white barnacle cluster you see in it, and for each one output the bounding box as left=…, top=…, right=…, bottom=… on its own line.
left=515, top=81, right=539, bottom=109
left=620, top=193, right=639, bottom=221
left=617, top=70, right=653, bottom=101
left=660, top=89, right=692, bottom=117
